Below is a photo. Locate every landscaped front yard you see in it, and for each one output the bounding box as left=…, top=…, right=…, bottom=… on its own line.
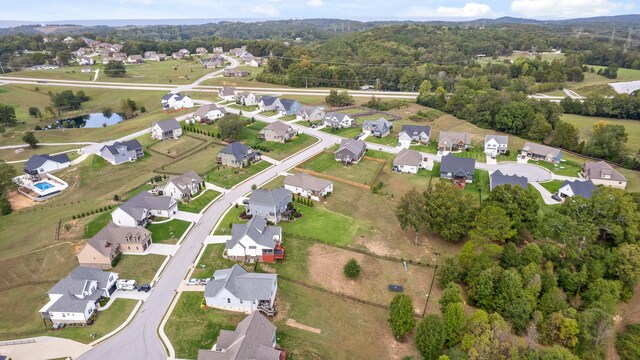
left=228, top=104, right=258, bottom=112
left=213, top=206, right=247, bottom=235
left=148, top=219, right=192, bottom=244
left=260, top=110, right=278, bottom=117
left=178, top=190, right=221, bottom=213
left=321, top=126, right=361, bottom=139
left=530, top=158, right=582, bottom=177
left=299, top=152, right=384, bottom=186
left=164, top=292, right=244, bottom=359
left=192, top=244, right=238, bottom=279
left=111, top=254, right=166, bottom=284
left=540, top=180, right=564, bottom=194
left=204, top=161, right=271, bottom=189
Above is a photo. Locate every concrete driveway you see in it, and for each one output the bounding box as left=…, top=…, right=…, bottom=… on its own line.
left=478, top=162, right=553, bottom=183
left=146, top=244, right=179, bottom=256
left=531, top=182, right=561, bottom=205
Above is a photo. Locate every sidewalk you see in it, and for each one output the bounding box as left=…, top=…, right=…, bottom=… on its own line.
left=0, top=336, right=90, bottom=360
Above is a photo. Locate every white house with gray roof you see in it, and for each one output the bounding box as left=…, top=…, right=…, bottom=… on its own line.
left=24, top=154, right=71, bottom=176
left=334, top=139, right=366, bottom=164
left=484, top=134, right=509, bottom=158
left=362, top=118, right=392, bottom=138
left=296, top=105, right=325, bottom=122
left=111, top=191, right=178, bottom=227
left=323, top=112, right=355, bottom=128
left=258, top=96, right=279, bottom=112
left=225, top=216, right=283, bottom=263
left=259, top=121, right=297, bottom=143
left=398, top=125, right=431, bottom=148
left=151, top=119, right=182, bottom=140
left=284, top=173, right=333, bottom=201
left=558, top=180, right=597, bottom=199
left=161, top=93, right=194, bottom=110
left=193, top=104, right=226, bottom=123
left=521, top=142, right=562, bottom=163
left=247, top=188, right=292, bottom=224
left=204, top=265, right=277, bottom=314
left=99, top=140, right=144, bottom=165
left=217, top=142, right=260, bottom=168
left=40, top=267, right=118, bottom=326
left=392, top=149, right=427, bottom=174
left=581, top=161, right=627, bottom=189
left=197, top=311, right=283, bottom=360
left=218, top=87, right=238, bottom=101
left=160, top=171, right=203, bottom=202
left=235, top=92, right=258, bottom=106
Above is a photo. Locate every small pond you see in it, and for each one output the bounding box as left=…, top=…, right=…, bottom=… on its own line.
left=46, top=112, right=125, bottom=129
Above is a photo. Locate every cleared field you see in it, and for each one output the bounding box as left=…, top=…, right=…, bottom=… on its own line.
left=561, top=113, right=640, bottom=151
left=148, top=135, right=205, bottom=157
left=111, top=254, right=166, bottom=284
left=242, top=133, right=317, bottom=160
left=160, top=142, right=224, bottom=175
left=204, top=160, right=271, bottom=189
left=0, top=145, right=80, bottom=162
left=281, top=204, right=365, bottom=245
left=299, top=151, right=384, bottom=186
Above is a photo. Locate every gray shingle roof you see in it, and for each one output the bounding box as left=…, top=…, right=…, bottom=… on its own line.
left=248, top=188, right=292, bottom=207
left=363, top=118, right=391, bottom=133
left=393, top=149, right=423, bottom=167
left=47, top=294, right=93, bottom=313
left=226, top=216, right=281, bottom=250
left=118, top=191, right=175, bottom=219
left=560, top=180, right=597, bottom=198
left=219, top=142, right=255, bottom=162
left=204, top=265, right=276, bottom=301
left=522, top=142, right=561, bottom=158
left=161, top=93, right=175, bottom=101
left=194, top=104, right=226, bottom=118
left=582, top=161, right=627, bottom=182
left=85, top=221, right=151, bottom=257
left=259, top=96, right=278, bottom=106
left=440, top=153, right=475, bottom=176
left=324, top=112, right=351, bottom=122
left=490, top=170, right=528, bottom=190
left=219, top=87, right=237, bottom=97
left=154, top=119, right=181, bottom=132
left=261, top=121, right=292, bottom=137
left=278, top=98, right=299, bottom=111
left=284, top=173, right=332, bottom=192
left=167, top=171, right=203, bottom=195
left=24, top=154, right=71, bottom=172
left=438, top=131, right=472, bottom=145
left=485, top=134, right=508, bottom=146
left=49, top=266, right=116, bottom=295
left=336, top=139, right=366, bottom=158
left=101, top=140, right=142, bottom=156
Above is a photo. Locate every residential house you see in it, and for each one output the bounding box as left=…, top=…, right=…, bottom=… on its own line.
left=172, top=52, right=185, bottom=60
left=334, top=139, right=366, bottom=164
left=521, top=142, right=562, bottom=163
left=159, top=171, right=203, bottom=202
left=296, top=106, right=325, bottom=122
left=392, top=149, right=427, bottom=174
left=259, top=121, right=297, bottom=143
left=362, top=117, right=392, bottom=138
left=76, top=47, right=90, bottom=56
left=398, top=125, right=431, bottom=148
left=178, top=48, right=190, bottom=56
left=161, top=93, right=194, bottom=110
left=581, top=161, right=627, bottom=189
left=258, top=96, right=279, bottom=112
left=217, top=142, right=260, bottom=168
left=110, top=44, right=123, bottom=53
left=323, top=112, right=355, bottom=128
left=204, top=265, right=277, bottom=314
left=111, top=191, right=178, bottom=227
left=218, top=87, right=238, bottom=101
left=235, top=92, right=258, bottom=106
left=151, top=119, right=182, bottom=140
left=284, top=173, right=333, bottom=201
left=484, top=135, right=509, bottom=158
left=239, top=52, right=254, bottom=61
left=247, top=188, right=292, bottom=224
left=40, top=267, right=118, bottom=326
left=102, top=56, right=125, bottom=65
left=127, top=55, right=143, bottom=64
left=197, top=311, right=284, bottom=360
left=112, top=52, right=127, bottom=60
left=225, top=216, right=284, bottom=263
left=438, top=131, right=472, bottom=153
left=193, top=104, right=226, bottom=123
left=99, top=140, right=144, bottom=165
left=77, top=222, right=152, bottom=269
left=247, top=57, right=262, bottom=67
left=149, top=53, right=166, bottom=62
left=201, top=56, right=224, bottom=69
left=213, top=47, right=224, bottom=53
left=558, top=180, right=597, bottom=199
left=440, top=153, right=476, bottom=185
left=224, top=69, right=251, bottom=77
left=78, top=56, right=94, bottom=66
left=144, top=51, right=157, bottom=59
left=24, top=154, right=71, bottom=176
left=489, top=170, right=528, bottom=191
left=196, top=47, right=208, bottom=55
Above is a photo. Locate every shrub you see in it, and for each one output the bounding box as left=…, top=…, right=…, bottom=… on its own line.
left=344, top=258, right=361, bottom=279
left=72, top=215, right=76, bottom=220
left=113, top=194, right=120, bottom=201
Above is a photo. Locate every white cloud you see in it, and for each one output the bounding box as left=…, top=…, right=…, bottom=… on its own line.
left=510, top=0, right=631, bottom=18
left=247, top=5, right=280, bottom=16
left=307, top=0, right=323, bottom=6
left=435, top=2, right=493, bottom=17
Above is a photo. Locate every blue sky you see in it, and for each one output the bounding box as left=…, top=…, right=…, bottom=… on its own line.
left=1, top=0, right=637, bottom=21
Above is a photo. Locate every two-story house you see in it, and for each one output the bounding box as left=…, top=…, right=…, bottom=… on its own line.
left=247, top=188, right=292, bottom=224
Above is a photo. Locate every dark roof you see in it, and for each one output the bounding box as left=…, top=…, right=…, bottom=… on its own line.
left=336, top=139, right=366, bottom=157
left=278, top=98, right=299, bottom=111
left=249, top=188, right=292, bottom=207
left=227, top=216, right=281, bottom=249
left=440, top=153, right=475, bottom=176
left=560, top=180, right=597, bottom=198
left=219, top=142, right=254, bottom=162
left=118, top=191, right=175, bottom=219
left=49, top=266, right=115, bottom=295
left=400, top=125, right=431, bottom=137
left=161, top=93, right=175, bottom=101
left=101, top=140, right=143, bottom=156
left=259, top=96, right=278, bottom=106
left=154, top=119, right=181, bottom=132
left=24, top=154, right=70, bottom=172
left=490, top=170, right=528, bottom=190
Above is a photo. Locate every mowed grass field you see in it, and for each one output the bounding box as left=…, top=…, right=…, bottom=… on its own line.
left=299, top=151, right=384, bottom=186
left=561, top=113, right=640, bottom=151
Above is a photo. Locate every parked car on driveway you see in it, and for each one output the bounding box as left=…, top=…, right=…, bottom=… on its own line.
left=117, top=279, right=137, bottom=291
left=186, top=279, right=200, bottom=286
left=137, top=284, right=152, bottom=292
left=551, top=194, right=561, bottom=202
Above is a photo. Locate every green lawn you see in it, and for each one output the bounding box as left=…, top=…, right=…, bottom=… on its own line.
left=588, top=65, right=640, bottom=81
left=147, top=219, right=192, bottom=244
left=364, top=134, right=398, bottom=147
left=204, top=161, right=271, bottom=189
left=260, top=110, right=278, bottom=117
left=300, top=152, right=384, bottom=186
left=84, top=211, right=113, bottom=238
left=213, top=206, right=247, bottom=235
left=451, top=146, right=487, bottom=163
left=321, top=126, right=361, bottom=139
left=463, top=169, right=490, bottom=202
left=148, top=135, right=205, bottom=158
left=193, top=243, right=238, bottom=279
left=280, top=115, right=297, bottom=121
left=178, top=190, right=221, bottom=213
left=561, top=113, right=640, bottom=151
left=529, top=158, right=582, bottom=177
left=228, top=104, right=258, bottom=112
left=281, top=204, right=364, bottom=245
left=52, top=299, right=138, bottom=344
left=410, top=142, right=439, bottom=154
left=540, top=180, right=564, bottom=194
left=111, top=254, right=166, bottom=284
left=161, top=142, right=224, bottom=175
left=242, top=133, right=317, bottom=160
left=164, top=292, right=245, bottom=359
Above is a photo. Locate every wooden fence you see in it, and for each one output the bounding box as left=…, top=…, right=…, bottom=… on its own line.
left=293, top=167, right=372, bottom=190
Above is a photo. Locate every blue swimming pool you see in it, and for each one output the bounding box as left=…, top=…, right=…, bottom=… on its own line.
left=33, top=181, right=55, bottom=191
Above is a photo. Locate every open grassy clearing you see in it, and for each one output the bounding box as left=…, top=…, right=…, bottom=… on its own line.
left=147, top=219, right=192, bottom=244
left=51, top=299, right=138, bottom=344
left=0, top=284, right=54, bottom=339
left=242, top=133, right=317, bottom=161
left=204, top=160, right=271, bottom=189
left=529, top=158, right=582, bottom=177
left=321, top=126, right=361, bottom=139
left=212, top=206, right=246, bottom=236
left=111, top=254, right=166, bottom=284
left=280, top=203, right=365, bottom=246
left=299, top=151, right=384, bottom=186
left=192, top=243, right=238, bottom=279
left=561, top=113, right=640, bottom=151
left=0, top=145, right=81, bottom=162
left=148, top=136, right=205, bottom=157
left=160, top=142, right=224, bottom=175
left=164, top=292, right=245, bottom=359
left=541, top=180, right=564, bottom=193
left=588, top=65, right=640, bottom=82
left=178, top=190, right=221, bottom=213
left=3, top=65, right=99, bottom=82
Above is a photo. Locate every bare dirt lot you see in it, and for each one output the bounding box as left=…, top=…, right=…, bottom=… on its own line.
left=308, top=243, right=435, bottom=314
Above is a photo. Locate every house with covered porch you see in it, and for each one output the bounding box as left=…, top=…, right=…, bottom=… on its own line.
left=225, top=216, right=284, bottom=263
